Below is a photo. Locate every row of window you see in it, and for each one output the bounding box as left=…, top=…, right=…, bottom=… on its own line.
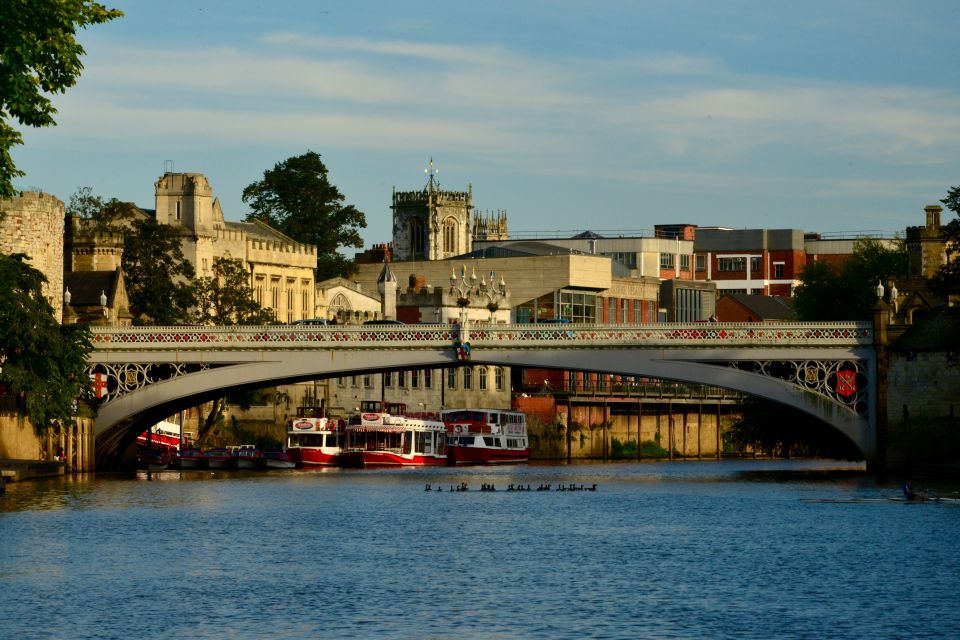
left=338, top=367, right=506, bottom=391
left=703, top=256, right=786, bottom=278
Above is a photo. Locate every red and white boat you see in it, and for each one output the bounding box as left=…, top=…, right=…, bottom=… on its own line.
left=136, top=420, right=181, bottom=456
left=286, top=407, right=342, bottom=467
left=339, top=402, right=447, bottom=468
left=442, top=408, right=530, bottom=465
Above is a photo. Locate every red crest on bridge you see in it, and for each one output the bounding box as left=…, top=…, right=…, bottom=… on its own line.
left=835, top=370, right=857, bottom=397
left=90, top=372, right=108, bottom=399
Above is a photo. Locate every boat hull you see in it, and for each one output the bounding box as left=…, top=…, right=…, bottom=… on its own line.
left=178, top=457, right=207, bottom=470
left=339, top=450, right=446, bottom=468
left=289, top=448, right=340, bottom=466
left=446, top=446, right=530, bottom=465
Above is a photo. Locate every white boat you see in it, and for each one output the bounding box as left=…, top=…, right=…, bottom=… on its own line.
left=442, top=408, right=530, bottom=465
left=286, top=407, right=342, bottom=466
left=339, top=402, right=447, bottom=468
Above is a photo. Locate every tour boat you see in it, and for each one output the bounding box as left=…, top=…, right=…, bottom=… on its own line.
left=339, top=402, right=447, bottom=468
left=136, top=420, right=181, bottom=456
left=178, top=445, right=207, bottom=470
left=286, top=408, right=342, bottom=466
left=442, top=408, right=530, bottom=465
left=231, top=445, right=261, bottom=470
left=203, top=447, right=233, bottom=470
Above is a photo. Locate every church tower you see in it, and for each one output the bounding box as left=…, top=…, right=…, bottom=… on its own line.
left=392, top=159, right=473, bottom=261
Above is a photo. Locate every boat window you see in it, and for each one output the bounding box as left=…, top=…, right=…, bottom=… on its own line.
left=435, top=434, right=444, bottom=455
left=483, top=436, right=496, bottom=447
left=402, top=432, right=413, bottom=454
left=324, top=434, right=341, bottom=448
left=423, top=432, right=433, bottom=455
left=415, top=432, right=426, bottom=454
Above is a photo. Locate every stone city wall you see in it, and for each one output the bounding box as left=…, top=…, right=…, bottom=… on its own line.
left=0, top=191, right=65, bottom=321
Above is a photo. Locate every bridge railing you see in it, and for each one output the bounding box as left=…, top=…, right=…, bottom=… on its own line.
left=89, top=322, right=873, bottom=352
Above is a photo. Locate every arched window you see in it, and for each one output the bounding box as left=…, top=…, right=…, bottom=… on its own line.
left=443, top=218, right=458, bottom=254
left=410, top=219, right=426, bottom=256
left=330, top=293, right=351, bottom=316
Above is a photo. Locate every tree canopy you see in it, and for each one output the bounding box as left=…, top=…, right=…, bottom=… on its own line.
left=792, top=238, right=907, bottom=321
left=932, top=184, right=960, bottom=297
left=1, top=1, right=122, bottom=198
left=194, top=257, right=276, bottom=325
left=242, top=151, right=367, bottom=281
left=0, top=253, right=92, bottom=435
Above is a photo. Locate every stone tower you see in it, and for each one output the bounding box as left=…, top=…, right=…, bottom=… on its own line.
left=906, top=204, right=947, bottom=279
left=377, top=261, right=398, bottom=320
left=154, top=172, right=221, bottom=236
left=473, top=209, right=509, bottom=241
left=0, top=191, right=65, bottom=322
left=392, top=161, right=472, bottom=261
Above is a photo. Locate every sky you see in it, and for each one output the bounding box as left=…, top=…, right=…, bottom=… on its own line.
left=14, top=0, right=960, bottom=250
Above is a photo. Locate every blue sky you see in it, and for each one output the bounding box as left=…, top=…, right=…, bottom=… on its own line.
left=14, top=0, right=960, bottom=249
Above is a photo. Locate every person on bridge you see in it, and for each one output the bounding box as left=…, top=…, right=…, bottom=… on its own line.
left=903, top=481, right=929, bottom=502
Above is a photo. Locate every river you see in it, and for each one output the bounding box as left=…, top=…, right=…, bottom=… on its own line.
left=2, top=460, right=958, bottom=639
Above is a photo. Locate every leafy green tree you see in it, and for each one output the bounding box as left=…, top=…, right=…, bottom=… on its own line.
left=194, top=257, right=275, bottom=325
left=193, top=256, right=274, bottom=443
left=242, top=151, right=366, bottom=280
left=122, top=216, right=196, bottom=324
left=793, top=238, right=907, bottom=320
left=0, top=254, right=92, bottom=435
left=1, top=1, right=122, bottom=198
left=932, top=185, right=960, bottom=297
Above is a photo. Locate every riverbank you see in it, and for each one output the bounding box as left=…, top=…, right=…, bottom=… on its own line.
left=0, top=459, right=65, bottom=483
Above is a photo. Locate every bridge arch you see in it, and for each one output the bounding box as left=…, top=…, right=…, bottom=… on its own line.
left=88, top=323, right=875, bottom=468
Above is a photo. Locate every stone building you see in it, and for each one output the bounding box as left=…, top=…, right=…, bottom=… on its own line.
left=0, top=191, right=65, bottom=321
left=391, top=168, right=474, bottom=261
left=63, top=217, right=132, bottom=326
left=151, top=172, right=318, bottom=323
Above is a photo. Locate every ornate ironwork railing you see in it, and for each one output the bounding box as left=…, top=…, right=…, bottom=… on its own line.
left=89, top=322, right=873, bottom=353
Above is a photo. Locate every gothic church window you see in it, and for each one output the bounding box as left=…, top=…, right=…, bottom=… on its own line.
left=410, top=219, right=426, bottom=256
left=443, top=218, right=458, bottom=254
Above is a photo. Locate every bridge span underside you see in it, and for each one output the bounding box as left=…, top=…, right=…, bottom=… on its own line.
left=89, top=323, right=875, bottom=469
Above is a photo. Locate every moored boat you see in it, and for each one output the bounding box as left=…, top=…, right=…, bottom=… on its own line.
left=203, top=447, right=233, bottom=470
left=231, top=444, right=261, bottom=470
left=137, top=447, right=170, bottom=471
left=178, top=445, right=207, bottom=470
left=442, top=408, right=530, bottom=465
left=262, top=450, right=297, bottom=469
left=339, top=402, right=446, bottom=468
left=286, top=407, right=342, bottom=466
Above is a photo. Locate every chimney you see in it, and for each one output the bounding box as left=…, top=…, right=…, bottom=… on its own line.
left=925, top=205, right=942, bottom=229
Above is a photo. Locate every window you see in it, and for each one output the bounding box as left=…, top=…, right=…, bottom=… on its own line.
left=660, top=253, right=675, bottom=269
left=385, top=372, right=393, bottom=388
left=608, top=298, right=616, bottom=323
left=176, top=201, right=181, bottom=221
left=410, top=219, right=426, bottom=256
left=495, top=367, right=504, bottom=391
left=603, top=252, right=637, bottom=268
left=558, top=290, right=597, bottom=323
left=695, top=255, right=706, bottom=271
left=634, top=300, right=641, bottom=324
left=680, top=255, right=690, bottom=271
left=447, top=368, right=457, bottom=389
left=443, top=219, right=458, bottom=253
left=424, top=369, right=432, bottom=389
left=364, top=374, right=373, bottom=388
left=463, top=367, right=472, bottom=390
left=398, top=371, right=406, bottom=387
left=718, top=257, right=746, bottom=272
left=750, top=256, right=762, bottom=274
left=479, top=367, right=488, bottom=390
left=774, top=262, right=785, bottom=279
left=411, top=369, right=420, bottom=388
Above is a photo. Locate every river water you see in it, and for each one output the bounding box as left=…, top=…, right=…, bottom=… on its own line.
left=2, top=460, right=958, bottom=639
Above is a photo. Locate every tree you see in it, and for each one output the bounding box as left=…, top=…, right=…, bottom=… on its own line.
left=0, top=1, right=122, bottom=198
left=242, top=151, right=367, bottom=280
left=194, top=257, right=275, bottom=326
left=0, top=254, right=92, bottom=435
left=793, top=238, right=907, bottom=321
left=122, top=216, right=196, bottom=324
left=932, top=185, right=960, bottom=297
